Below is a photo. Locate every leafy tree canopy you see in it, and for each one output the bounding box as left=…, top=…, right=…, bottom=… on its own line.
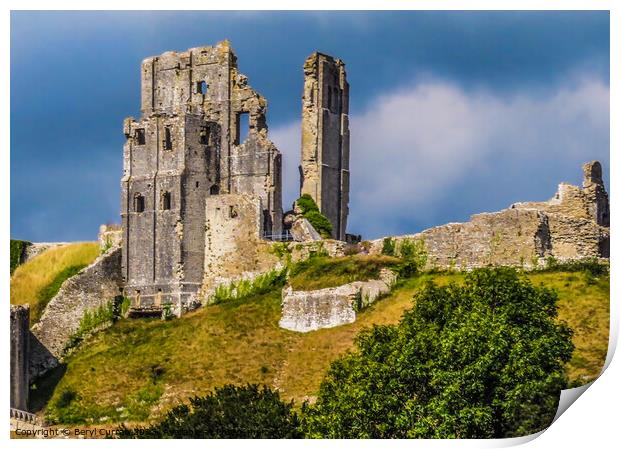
left=302, top=268, right=574, bottom=438
left=117, top=384, right=302, bottom=439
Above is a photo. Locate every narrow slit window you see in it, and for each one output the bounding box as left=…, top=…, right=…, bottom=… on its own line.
left=235, top=112, right=249, bottom=145
left=162, top=191, right=171, bottom=210
left=163, top=127, right=173, bottom=151
left=197, top=81, right=208, bottom=94
left=134, top=194, right=145, bottom=213
left=135, top=128, right=146, bottom=145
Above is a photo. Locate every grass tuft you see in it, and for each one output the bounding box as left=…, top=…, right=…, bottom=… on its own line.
left=288, top=254, right=399, bottom=291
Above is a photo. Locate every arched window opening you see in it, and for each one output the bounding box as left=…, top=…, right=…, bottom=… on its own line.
left=210, top=184, right=220, bottom=195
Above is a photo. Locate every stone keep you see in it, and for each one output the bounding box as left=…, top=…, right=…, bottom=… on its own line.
left=121, top=40, right=282, bottom=312
left=300, top=52, right=350, bottom=241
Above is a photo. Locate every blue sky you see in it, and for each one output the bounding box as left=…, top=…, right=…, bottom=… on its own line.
left=11, top=11, right=609, bottom=241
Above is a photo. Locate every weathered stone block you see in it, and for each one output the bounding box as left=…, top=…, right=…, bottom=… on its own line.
left=279, top=269, right=396, bottom=332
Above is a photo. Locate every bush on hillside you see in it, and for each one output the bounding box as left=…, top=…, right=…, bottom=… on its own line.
left=301, top=267, right=574, bottom=438
left=116, top=384, right=302, bottom=438
left=381, top=237, right=395, bottom=256
left=296, top=193, right=320, bottom=214
left=304, top=210, right=333, bottom=238
left=295, top=194, right=332, bottom=238
left=397, top=239, right=427, bottom=278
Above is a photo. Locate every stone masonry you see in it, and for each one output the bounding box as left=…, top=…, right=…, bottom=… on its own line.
left=121, top=40, right=283, bottom=314
left=369, top=161, right=610, bottom=269
left=300, top=52, right=350, bottom=240
left=29, top=247, right=123, bottom=378
left=10, top=305, right=30, bottom=411
left=280, top=269, right=397, bottom=332
left=201, top=193, right=280, bottom=297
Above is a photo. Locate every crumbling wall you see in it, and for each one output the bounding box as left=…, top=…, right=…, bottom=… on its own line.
left=280, top=269, right=396, bottom=332
left=300, top=52, right=350, bottom=240
left=21, top=242, right=68, bottom=265
left=201, top=194, right=280, bottom=298
left=369, top=161, right=609, bottom=269
left=11, top=305, right=30, bottom=410
left=29, top=247, right=123, bottom=378
left=98, top=224, right=122, bottom=250
left=200, top=195, right=349, bottom=301
left=122, top=41, right=283, bottom=312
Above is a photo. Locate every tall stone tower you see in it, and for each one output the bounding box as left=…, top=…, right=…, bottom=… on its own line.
left=300, top=52, right=350, bottom=241
left=121, top=40, right=282, bottom=314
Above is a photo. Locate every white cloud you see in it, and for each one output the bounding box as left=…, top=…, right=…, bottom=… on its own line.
left=270, top=79, right=609, bottom=239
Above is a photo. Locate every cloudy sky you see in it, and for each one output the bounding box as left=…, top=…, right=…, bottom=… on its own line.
left=11, top=11, right=609, bottom=241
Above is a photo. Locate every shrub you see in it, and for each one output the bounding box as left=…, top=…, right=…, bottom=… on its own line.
left=116, top=384, right=302, bottom=438
left=296, top=194, right=320, bottom=214
left=295, top=194, right=333, bottom=238
left=64, top=296, right=127, bottom=354
left=304, top=210, right=333, bottom=238
left=381, top=237, right=395, bottom=256
left=100, top=235, right=114, bottom=255
left=396, top=239, right=427, bottom=278
left=302, top=268, right=574, bottom=438
left=207, top=267, right=288, bottom=305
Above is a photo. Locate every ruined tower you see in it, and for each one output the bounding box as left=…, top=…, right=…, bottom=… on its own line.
left=121, top=41, right=282, bottom=314
left=300, top=52, right=350, bottom=241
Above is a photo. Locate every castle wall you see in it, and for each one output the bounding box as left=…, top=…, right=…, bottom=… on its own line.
left=300, top=52, right=350, bottom=240
left=370, top=162, right=610, bottom=269
left=29, top=247, right=123, bottom=378
left=10, top=305, right=30, bottom=411
left=202, top=194, right=280, bottom=296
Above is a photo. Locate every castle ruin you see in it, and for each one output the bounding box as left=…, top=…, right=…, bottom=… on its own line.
left=121, top=41, right=287, bottom=313
left=300, top=53, right=350, bottom=240
left=120, top=41, right=348, bottom=314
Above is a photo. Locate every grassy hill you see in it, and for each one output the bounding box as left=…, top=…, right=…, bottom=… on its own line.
left=10, top=242, right=100, bottom=324
left=36, top=258, right=609, bottom=426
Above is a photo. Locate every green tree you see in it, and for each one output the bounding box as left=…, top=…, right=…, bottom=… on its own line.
left=117, top=384, right=302, bottom=439
left=302, top=268, right=573, bottom=438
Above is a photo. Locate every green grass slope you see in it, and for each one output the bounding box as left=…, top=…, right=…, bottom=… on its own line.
left=39, top=265, right=609, bottom=426
left=10, top=242, right=100, bottom=324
